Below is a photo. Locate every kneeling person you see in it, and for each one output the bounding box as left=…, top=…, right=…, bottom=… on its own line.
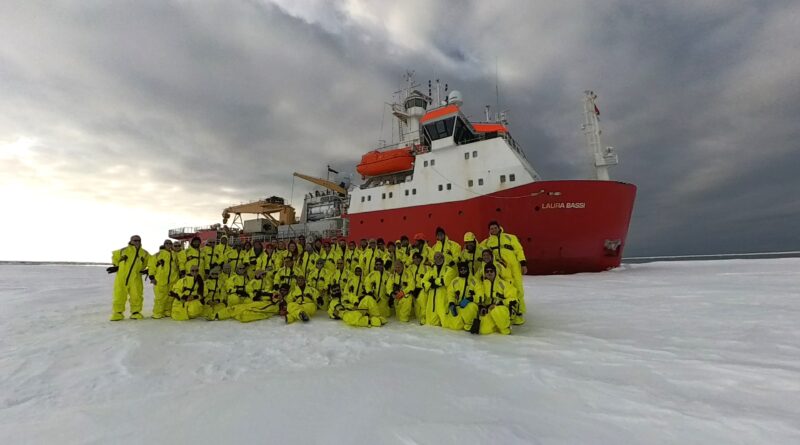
left=285, top=275, right=318, bottom=323
left=170, top=266, right=205, bottom=320
left=443, top=262, right=483, bottom=331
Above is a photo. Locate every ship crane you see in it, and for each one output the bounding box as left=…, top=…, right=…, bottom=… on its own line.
left=292, top=172, right=348, bottom=195
left=582, top=90, right=619, bottom=180
left=221, top=199, right=296, bottom=231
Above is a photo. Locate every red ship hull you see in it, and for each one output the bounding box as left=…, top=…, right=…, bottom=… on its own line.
left=346, top=180, right=636, bottom=275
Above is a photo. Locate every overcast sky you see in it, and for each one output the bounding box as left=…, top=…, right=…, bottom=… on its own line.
left=1, top=1, right=798, bottom=262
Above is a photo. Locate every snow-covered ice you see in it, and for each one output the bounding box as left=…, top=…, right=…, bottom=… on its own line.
left=1, top=259, right=799, bottom=444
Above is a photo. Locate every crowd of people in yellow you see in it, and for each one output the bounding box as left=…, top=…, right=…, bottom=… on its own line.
left=108, top=222, right=528, bottom=335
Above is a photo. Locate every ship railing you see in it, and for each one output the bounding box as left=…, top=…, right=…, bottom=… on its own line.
left=168, top=225, right=218, bottom=238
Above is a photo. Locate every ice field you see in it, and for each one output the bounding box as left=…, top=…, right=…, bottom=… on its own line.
left=1, top=259, right=799, bottom=444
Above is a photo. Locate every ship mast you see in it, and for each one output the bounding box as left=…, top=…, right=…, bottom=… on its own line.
left=582, top=91, right=618, bottom=180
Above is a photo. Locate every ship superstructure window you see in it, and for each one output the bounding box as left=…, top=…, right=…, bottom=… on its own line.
left=446, top=183, right=452, bottom=190
left=423, top=117, right=455, bottom=141
left=478, top=178, right=484, bottom=186
left=464, top=152, right=469, bottom=160
left=382, top=193, right=386, bottom=199
left=424, top=160, right=429, bottom=167
left=453, top=118, right=476, bottom=145
left=438, top=184, right=443, bottom=191
left=361, top=196, right=365, bottom=202
left=389, top=192, right=393, bottom=198
left=468, top=180, right=474, bottom=187
left=367, top=195, right=371, bottom=201
left=510, top=174, right=516, bottom=182
left=412, top=188, right=417, bottom=195
left=405, top=190, right=409, bottom=196
left=500, top=175, right=506, bottom=184
left=430, top=159, right=435, bottom=166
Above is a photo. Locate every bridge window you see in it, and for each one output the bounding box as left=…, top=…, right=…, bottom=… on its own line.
left=423, top=117, right=455, bottom=141
left=453, top=118, right=476, bottom=145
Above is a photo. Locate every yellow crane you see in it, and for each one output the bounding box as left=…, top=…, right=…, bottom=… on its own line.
left=222, top=200, right=296, bottom=228
left=293, top=172, right=348, bottom=195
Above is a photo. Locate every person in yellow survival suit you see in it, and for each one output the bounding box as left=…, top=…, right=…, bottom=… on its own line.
left=285, top=275, right=318, bottom=324
left=203, top=267, right=231, bottom=321
left=184, top=236, right=203, bottom=276
left=365, top=257, right=390, bottom=318
left=150, top=239, right=180, bottom=319
left=430, top=226, right=461, bottom=267
left=386, top=260, right=416, bottom=322
left=422, top=252, right=456, bottom=327
left=307, top=258, right=331, bottom=310
left=169, top=265, right=205, bottom=321
left=407, top=252, right=429, bottom=323
left=480, top=220, right=526, bottom=325
left=459, top=232, right=483, bottom=277
left=334, top=266, right=385, bottom=327
left=231, top=269, right=281, bottom=323
left=477, top=262, right=519, bottom=335
left=108, top=235, right=151, bottom=321
left=443, top=261, right=484, bottom=332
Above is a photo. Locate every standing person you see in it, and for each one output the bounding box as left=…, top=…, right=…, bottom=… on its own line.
left=443, top=262, right=483, bottom=332
left=184, top=236, right=203, bottom=276
left=407, top=252, right=429, bottom=323
left=227, top=241, right=246, bottom=272
left=344, top=241, right=358, bottom=272
left=109, top=235, right=151, bottom=320
left=431, top=227, right=461, bottom=267
left=422, top=252, right=456, bottom=327
left=365, top=258, right=390, bottom=318
left=480, top=221, right=527, bottom=325
left=387, top=260, right=415, bottom=322
left=203, top=267, right=230, bottom=321
left=214, top=236, right=231, bottom=269
left=202, top=238, right=217, bottom=275
left=397, top=235, right=412, bottom=266
left=150, top=239, right=179, bottom=319
left=460, top=232, right=483, bottom=277
left=478, top=263, right=518, bottom=335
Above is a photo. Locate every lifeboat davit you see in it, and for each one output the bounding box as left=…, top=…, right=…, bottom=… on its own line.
left=356, top=148, right=414, bottom=177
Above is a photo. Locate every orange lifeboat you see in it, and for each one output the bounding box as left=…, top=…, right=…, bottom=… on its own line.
left=356, top=148, right=414, bottom=177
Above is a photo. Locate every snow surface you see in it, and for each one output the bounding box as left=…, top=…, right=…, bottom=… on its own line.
left=1, top=259, right=799, bottom=444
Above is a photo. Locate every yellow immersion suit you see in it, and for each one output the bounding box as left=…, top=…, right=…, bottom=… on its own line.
left=443, top=275, right=484, bottom=331
left=338, top=273, right=385, bottom=327
left=385, top=268, right=415, bottom=322
left=285, top=285, right=319, bottom=323
left=430, top=236, right=462, bottom=267
left=365, top=269, right=391, bottom=318
left=232, top=275, right=279, bottom=323
left=203, top=274, right=230, bottom=320
left=307, top=267, right=331, bottom=310
left=478, top=276, right=518, bottom=335
left=111, top=245, right=151, bottom=319
left=406, top=262, right=429, bottom=322
left=225, top=273, right=249, bottom=307
left=151, top=248, right=179, bottom=318
left=273, top=265, right=300, bottom=292
left=422, top=264, right=456, bottom=327
left=184, top=245, right=203, bottom=275
left=170, top=275, right=204, bottom=320
left=481, top=228, right=527, bottom=323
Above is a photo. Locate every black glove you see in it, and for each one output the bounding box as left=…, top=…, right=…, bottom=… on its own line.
left=106, top=266, right=119, bottom=274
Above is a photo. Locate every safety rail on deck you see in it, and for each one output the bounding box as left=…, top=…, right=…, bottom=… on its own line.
left=168, top=225, right=218, bottom=238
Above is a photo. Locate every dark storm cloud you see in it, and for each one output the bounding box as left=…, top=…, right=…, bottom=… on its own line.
left=1, top=0, right=798, bottom=255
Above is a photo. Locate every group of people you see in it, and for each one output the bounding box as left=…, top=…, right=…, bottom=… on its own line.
left=108, top=222, right=528, bottom=335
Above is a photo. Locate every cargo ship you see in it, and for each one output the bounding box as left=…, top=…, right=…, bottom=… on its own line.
left=169, top=76, right=636, bottom=275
